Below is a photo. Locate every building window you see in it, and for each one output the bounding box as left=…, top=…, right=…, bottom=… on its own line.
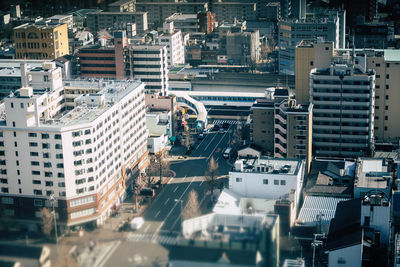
left=58, top=182, right=65, bottom=187
left=386, top=85, right=389, bottom=89
left=31, top=161, right=39, bottom=166
left=364, top=216, right=370, bottom=226
left=41, top=133, right=49, bottom=139
left=42, top=143, right=50, bottom=149
left=1, top=187, right=8, bottom=193
left=274, top=180, right=279, bottom=185
left=45, top=181, right=53, bottom=187
left=45, top=172, right=53, bottom=177
left=1, top=197, right=14, bottom=204
left=236, top=178, right=242, bottom=182
left=263, top=179, right=268, bottom=184
left=70, top=208, right=95, bottom=219
left=386, top=74, right=389, bottom=79
left=33, top=190, right=42, bottom=195
left=280, top=180, right=286, bottom=185
left=29, top=142, right=38, bottom=147
left=34, top=199, right=43, bottom=206
left=29, top=133, right=37, bottom=137
left=55, top=134, right=61, bottom=139
left=32, top=171, right=40, bottom=175
left=20, top=103, right=24, bottom=108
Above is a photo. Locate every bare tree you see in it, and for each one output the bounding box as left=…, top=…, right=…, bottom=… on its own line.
left=183, top=131, right=193, bottom=154
left=147, top=151, right=170, bottom=185
left=205, top=157, right=219, bottom=201
left=182, top=190, right=201, bottom=221
left=41, top=207, right=53, bottom=241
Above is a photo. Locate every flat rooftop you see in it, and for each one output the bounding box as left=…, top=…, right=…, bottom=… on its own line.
left=42, top=80, right=143, bottom=127
left=166, top=13, right=197, bottom=22
left=233, top=157, right=302, bottom=175
left=355, top=158, right=390, bottom=189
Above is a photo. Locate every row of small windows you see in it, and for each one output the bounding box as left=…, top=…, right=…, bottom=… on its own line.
left=235, top=178, right=286, bottom=185
left=28, top=132, right=61, bottom=139
left=29, top=142, right=62, bottom=149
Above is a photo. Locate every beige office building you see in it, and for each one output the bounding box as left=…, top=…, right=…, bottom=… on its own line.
left=295, top=40, right=333, bottom=105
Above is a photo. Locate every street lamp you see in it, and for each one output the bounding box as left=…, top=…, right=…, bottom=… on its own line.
left=49, top=194, right=58, bottom=247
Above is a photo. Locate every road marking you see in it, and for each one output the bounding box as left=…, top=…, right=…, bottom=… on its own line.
left=203, top=132, right=219, bottom=152
left=152, top=176, right=196, bottom=239
left=207, top=124, right=233, bottom=161
left=182, top=176, right=186, bottom=182
left=200, top=180, right=204, bottom=186
left=216, top=156, right=220, bottom=162
left=194, top=130, right=212, bottom=151
left=143, top=223, right=150, bottom=233
left=173, top=186, right=178, bottom=192
left=164, top=198, right=169, bottom=205
left=95, top=240, right=121, bottom=267
left=155, top=210, right=161, bottom=218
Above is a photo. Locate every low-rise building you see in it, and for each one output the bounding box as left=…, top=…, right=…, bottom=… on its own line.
left=229, top=157, right=305, bottom=214
left=172, top=212, right=279, bottom=267
left=354, top=158, right=392, bottom=198
left=86, top=11, right=148, bottom=34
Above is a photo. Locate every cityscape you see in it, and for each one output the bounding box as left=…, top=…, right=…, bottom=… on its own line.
left=0, top=0, right=399, bottom=266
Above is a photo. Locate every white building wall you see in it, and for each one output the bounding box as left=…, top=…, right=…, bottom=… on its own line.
left=361, top=204, right=390, bottom=245
left=328, top=244, right=362, bottom=267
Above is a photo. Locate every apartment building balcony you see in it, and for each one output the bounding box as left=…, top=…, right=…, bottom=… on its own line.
left=275, top=123, right=287, bottom=134
left=275, top=142, right=287, bottom=154
left=275, top=113, right=287, bottom=125
left=313, top=108, right=370, bottom=115
left=274, top=133, right=287, bottom=144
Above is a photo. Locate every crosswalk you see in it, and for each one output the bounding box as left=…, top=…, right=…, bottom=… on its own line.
left=126, top=233, right=178, bottom=246
left=211, top=119, right=241, bottom=125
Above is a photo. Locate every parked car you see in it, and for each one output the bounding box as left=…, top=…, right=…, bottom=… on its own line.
left=222, top=122, right=230, bottom=129
left=197, top=133, right=204, bottom=140
left=130, top=217, right=144, bottom=230
left=140, top=188, right=155, bottom=197
left=218, top=128, right=226, bottom=134
left=212, top=124, right=220, bottom=131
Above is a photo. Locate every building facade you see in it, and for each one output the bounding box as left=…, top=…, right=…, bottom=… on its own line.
left=310, top=64, right=376, bottom=157
left=0, top=70, right=148, bottom=231
left=13, top=22, right=69, bottom=60
left=278, top=10, right=345, bottom=75
left=86, top=11, right=148, bottom=34
left=159, top=22, right=185, bottom=68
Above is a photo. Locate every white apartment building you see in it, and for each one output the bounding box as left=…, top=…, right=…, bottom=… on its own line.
left=128, top=45, right=169, bottom=96
left=310, top=64, right=376, bottom=157
left=158, top=21, right=185, bottom=68
left=0, top=68, right=148, bottom=231
left=229, top=157, right=305, bottom=212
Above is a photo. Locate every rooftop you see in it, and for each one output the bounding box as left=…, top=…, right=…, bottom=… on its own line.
left=40, top=80, right=143, bottom=127
left=232, top=157, right=302, bottom=175
left=182, top=212, right=277, bottom=242
left=354, top=158, right=390, bottom=189
left=14, top=21, right=65, bottom=30
left=297, top=196, right=350, bottom=227
left=166, top=13, right=197, bottom=22
left=48, top=14, right=72, bottom=20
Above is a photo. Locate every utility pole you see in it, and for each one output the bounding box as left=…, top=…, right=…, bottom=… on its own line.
left=49, top=194, right=58, bottom=248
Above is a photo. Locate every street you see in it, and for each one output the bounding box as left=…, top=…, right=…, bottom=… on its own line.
left=89, top=121, right=238, bottom=267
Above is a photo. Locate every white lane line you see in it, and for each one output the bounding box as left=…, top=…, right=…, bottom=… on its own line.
left=152, top=176, right=196, bottom=239
left=200, top=180, right=204, bottom=186
left=195, top=130, right=212, bottom=151
left=203, top=132, right=219, bottom=152
left=143, top=223, right=150, bottom=233
left=216, top=156, right=220, bottom=162
left=164, top=198, right=169, bottom=205
left=173, top=186, right=178, bottom=192
left=95, top=240, right=121, bottom=267
left=155, top=210, right=161, bottom=218
left=206, top=124, right=233, bottom=161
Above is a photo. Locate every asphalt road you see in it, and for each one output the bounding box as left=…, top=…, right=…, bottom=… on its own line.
left=97, top=122, right=237, bottom=267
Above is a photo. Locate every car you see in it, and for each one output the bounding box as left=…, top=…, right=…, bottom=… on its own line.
left=222, top=122, right=230, bottom=129
left=130, top=217, right=144, bottom=230
left=218, top=128, right=226, bottom=134
left=212, top=125, right=220, bottom=131
left=140, top=188, right=155, bottom=197
left=197, top=133, right=204, bottom=140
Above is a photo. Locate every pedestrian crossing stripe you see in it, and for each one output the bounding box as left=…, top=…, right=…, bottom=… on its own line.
left=211, top=120, right=241, bottom=125
left=126, top=233, right=178, bottom=246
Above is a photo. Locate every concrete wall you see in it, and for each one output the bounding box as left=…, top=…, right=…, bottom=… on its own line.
left=328, top=244, right=362, bottom=267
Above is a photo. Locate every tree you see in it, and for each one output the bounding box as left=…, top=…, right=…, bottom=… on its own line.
left=205, top=157, right=219, bottom=201
left=41, top=207, right=53, bottom=241
left=182, top=190, right=201, bottom=221
left=183, top=130, right=193, bottom=154
left=147, top=151, right=170, bottom=185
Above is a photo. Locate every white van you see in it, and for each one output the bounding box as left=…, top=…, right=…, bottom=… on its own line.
left=130, top=217, right=144, bottom=230
left=223, top=147, right=232, bottom=159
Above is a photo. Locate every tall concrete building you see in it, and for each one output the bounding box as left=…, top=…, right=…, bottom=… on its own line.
left=278, top=9, right=345, bottom=75
left=225, top=30, right=260, bottom=65
left=251, top=88, right=312, bottom=172
left=310, top=64, right=376, bottom=157
left=86, top=11, right=148, bottom=34
left=126, top=44, right=169, bottom=96
left=295, top=40, right=334, bottom=104
left=213, top=2, right=257, bottom=22
left=0, top=63, right=149, bottom=231
left=158, top=21, right=185, bottom=68
left=108, top=0, right=135, bottom=12
left=135, top=1, right=208, bottom=26
left=13, top=22, right=69, bottom=60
